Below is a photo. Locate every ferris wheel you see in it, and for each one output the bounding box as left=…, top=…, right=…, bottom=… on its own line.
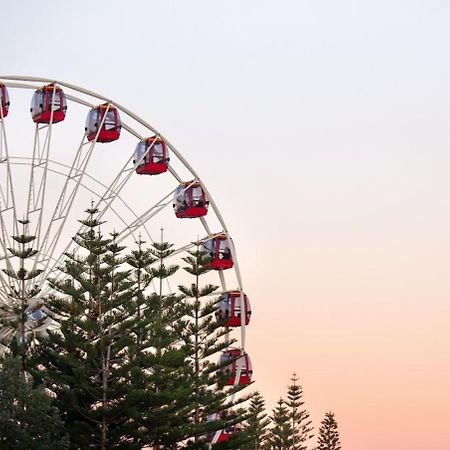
left=0, top=76, right=252, bottom=413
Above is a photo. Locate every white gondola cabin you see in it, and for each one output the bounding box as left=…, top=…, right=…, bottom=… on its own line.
left=173, top=181, right=208, bottom=218
left=134, top=137, right=169, bottom=175
left=30, top=84, right=67, bottom=123
left=0, top=83, right=10, bottom=118
left=220, top=348, right=252, bottom=386
left=202, top=234, right=233, bottom=270
left=216, top=291, right=251, bottom=327
left=85, top=103, right=121, bottom=142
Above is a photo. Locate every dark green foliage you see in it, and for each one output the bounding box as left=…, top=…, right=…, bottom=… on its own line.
left=317, top=412, right=341, bottom=450
left=0, top=356, right=69, bottom=449
left=265, top=374, right=313, bottom=450
left=242, top=391, right=270, bottom=450
left=266, top=398, right=292, bottom=450
left=34, top=210, right=143, bottom=449
left=285, top=373, right=313, bottom=450
left=179, top=247, right=251, bottom=448
left=125, top=238, right=199, bottom=448
left=29, top=210, right=251, bottom=448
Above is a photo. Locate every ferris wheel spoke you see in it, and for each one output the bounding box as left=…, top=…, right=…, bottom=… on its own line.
left=39, top=146, right=138, bottom=282
left=115, top=189, right=176, bottom=244
left=0, top=121, right=18, bottom=231
left=45, top=187, right=178, bottom=290
left=33, top=135, right=99, bottom=289
left=93, top=157, right=138, bottom=222
left=12, top=156, right=150, bottom=242
left=42, top=189, right=176, bottom=293
left=26, top=121, right=57, bottom=254
left=33, top=108, right=115, bottom=289
left=0, top=119, right=20, bottom=293
left=218, top=270, right=227, bottom=292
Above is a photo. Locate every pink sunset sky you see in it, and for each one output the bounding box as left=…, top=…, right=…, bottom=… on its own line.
left=3, top=1, right=450, bottom=449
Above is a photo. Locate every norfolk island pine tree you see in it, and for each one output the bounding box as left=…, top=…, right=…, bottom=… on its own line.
left=178, top=245, right=252, bottom=449
left=32, top=208, right=147, bottom=448
left=317, top=412, right=341, bottom=450
left=32, top=210, right=252, bottom=448
left=285, top=373, right=313, bottom=450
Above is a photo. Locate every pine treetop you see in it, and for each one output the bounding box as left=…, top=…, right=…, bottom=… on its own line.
left=317, top=411, right=341, bottom=450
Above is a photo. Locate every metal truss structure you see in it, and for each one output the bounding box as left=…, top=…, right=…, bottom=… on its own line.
left=0, top=78, right=250, bottom=414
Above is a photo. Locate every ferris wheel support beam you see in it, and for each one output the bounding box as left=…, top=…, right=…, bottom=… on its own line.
left=26, top=120, right=55, bottom=258
left=46, top=140, right=192, bottom=276
left=42, top=107, right=151, bottom=276
left=48, top=182, right=175, bottom=285
left=33, top=113, right=110, bottom=291
left=115, top=189, right=175, bottom=244
left=9, top=156, right=153, bottom=243
left=0, top=117, right=18, bottom=237
left=33, top=135, right=97, bottom=287
left=27, top=84, right=59, bottom=255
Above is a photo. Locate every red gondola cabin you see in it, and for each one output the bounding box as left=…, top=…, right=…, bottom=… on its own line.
left=220, top=348, right=252, bottom=385
left=202, top=234, right=233, bottom=270
left=30, top=84, right=67, bottom=123
left=85, top=103, right=121, bottom=143
left=134, top=137, right=169, bottom=175
left=0, top=83, right=10, bottom=118
left=173, top=181, right=208, bottom=218
left=216, top=291, right=251, bottom=327
left=206, top=412, right=240, bottom=444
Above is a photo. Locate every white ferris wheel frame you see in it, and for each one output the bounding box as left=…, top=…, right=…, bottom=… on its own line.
left=0, top=75, right=250, bottom=395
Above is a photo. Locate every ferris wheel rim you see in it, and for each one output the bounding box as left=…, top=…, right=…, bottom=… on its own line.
left=0, top=76, right=250, bottom=397
left=0, top=75, right=244, bottom=290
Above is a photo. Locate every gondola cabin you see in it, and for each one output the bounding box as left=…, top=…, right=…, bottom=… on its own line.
left=30, top=84, right=67, bottom=123
left=134, top=137, right=169, bottom=175
left=212, top=425, right=239, bottom=444
left=173, top=181, right=208, bottom=218
left=85, top=103, right=121, bottom=142
left=0, top=83, right=10, bottom=118
left=216, top=291, right=251, bottom=327
left=202, top=234, right=233, bottom=270
left=206, top=412, right=240, bottom=444
left=220, top=348, right=252, bottom=385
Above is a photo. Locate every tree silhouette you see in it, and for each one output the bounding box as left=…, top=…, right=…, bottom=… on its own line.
left=317, top=412, right=341, bottom=450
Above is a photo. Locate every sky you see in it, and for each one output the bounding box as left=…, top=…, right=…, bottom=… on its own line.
left=3, top=1, right=450, bottom=449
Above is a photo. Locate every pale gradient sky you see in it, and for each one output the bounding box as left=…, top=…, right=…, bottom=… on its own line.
left=3, top=1, right=450, bottom=449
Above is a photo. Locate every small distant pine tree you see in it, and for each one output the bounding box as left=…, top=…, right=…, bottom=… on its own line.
left=266, top=398, right=291, bottom=450
left=242, top=391, right=270, bottom=450
left=285, top=373, right=313, bottom=450
left=317, top=412, right=341, bottom=450
left=0, top=356, right=69, bottom=449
